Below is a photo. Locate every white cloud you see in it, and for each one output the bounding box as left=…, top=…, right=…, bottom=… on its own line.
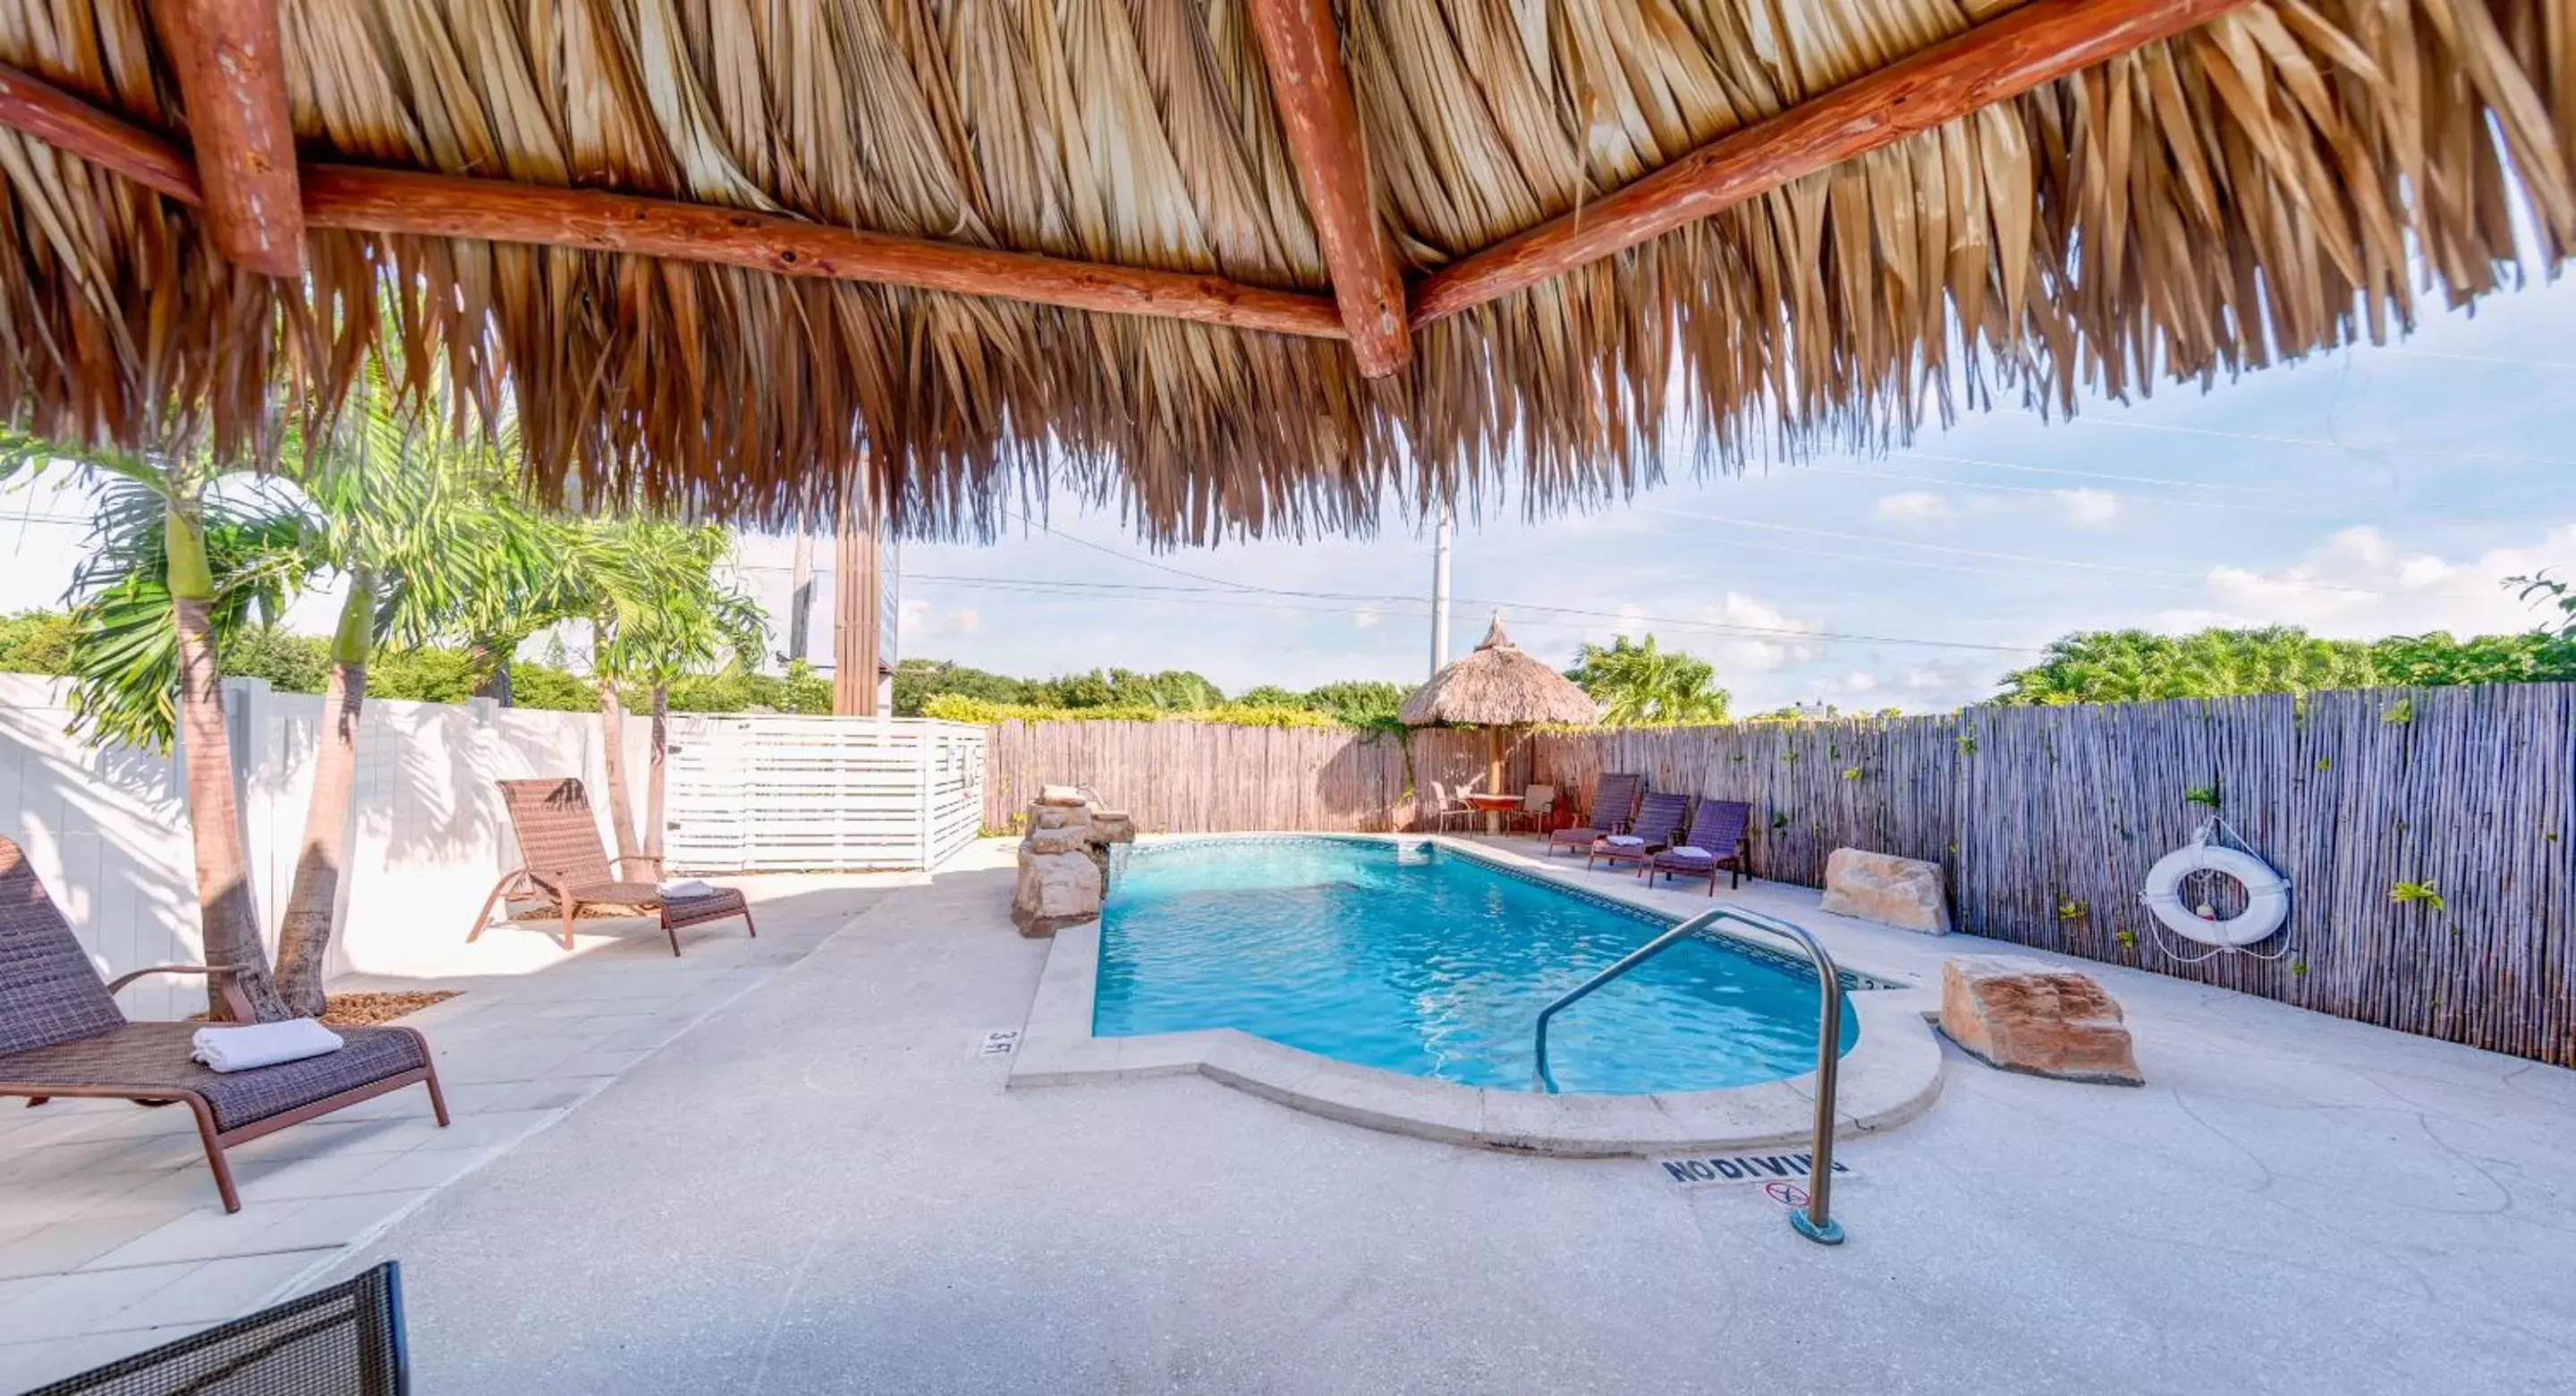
left=1704, top=592, right=1827, bottom=676
left=1872, top=491, right=1952, bottom=525
left=2156, top=524, right=2576, bottom=638
left=2053, top=488, right=2122, bottom=529
left=1352, top=607, right=1380, bottom=630
left=896, top=597, right=932, bottom=641
left=897, top=598, right=983, bottom=640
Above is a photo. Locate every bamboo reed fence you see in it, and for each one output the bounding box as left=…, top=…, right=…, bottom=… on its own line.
left=981, top=687, right=2575, bottom=1066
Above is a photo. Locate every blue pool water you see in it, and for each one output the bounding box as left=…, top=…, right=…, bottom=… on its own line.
left=1094, top=838, right=1860, bottom=1095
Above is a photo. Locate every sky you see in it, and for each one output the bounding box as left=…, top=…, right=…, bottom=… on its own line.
left=5, top=275, right=2574, bottom=714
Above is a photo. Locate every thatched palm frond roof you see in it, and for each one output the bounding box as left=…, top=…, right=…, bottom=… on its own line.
left=0, top=1, right=2569, bottom=545
left=1402, top=616, right=1600, bottom=727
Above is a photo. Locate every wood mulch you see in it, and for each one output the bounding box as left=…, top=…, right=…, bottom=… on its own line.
left=321, top=991, right=461, bottom=1027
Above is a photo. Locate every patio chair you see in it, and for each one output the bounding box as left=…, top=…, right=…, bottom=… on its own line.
left=1545, top=772, right=1644, bottom=857
left=1421, top=780, right=1478, bottom=833
left=1505, top=783, right=1558, bottom=833
left=0, top=835, right=448, bottom=1214
left=33, top=1260, right=410, bottom=1393
left=473, top=778, right=755, bottom=956
left=1585, top=791, right=1690, bottom=873
left=1646, top=799, right=1754, bottom=893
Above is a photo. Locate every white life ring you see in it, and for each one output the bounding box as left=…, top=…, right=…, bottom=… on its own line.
left=2141, top=841, right=2290, bottom=948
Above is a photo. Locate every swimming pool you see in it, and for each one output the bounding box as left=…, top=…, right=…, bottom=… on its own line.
left=1094, top=837, right=1866, bottom=1096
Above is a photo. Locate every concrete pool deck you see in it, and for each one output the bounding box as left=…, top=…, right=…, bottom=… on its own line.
left=1011, top=834, right=1945, bottom=1155
left=316, top=836, right=2576, bottom=1393
left=0, top=876, right=904, bottom=1391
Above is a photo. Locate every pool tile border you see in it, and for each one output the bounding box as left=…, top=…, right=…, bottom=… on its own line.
left=1016, top=834, right=1945, bottom=1157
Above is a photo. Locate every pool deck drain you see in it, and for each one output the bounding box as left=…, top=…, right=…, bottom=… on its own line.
left=1009, top=836, right=1945, bottom=1156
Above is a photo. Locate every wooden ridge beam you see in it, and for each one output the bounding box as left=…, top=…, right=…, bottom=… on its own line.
left=153, top=0, right=304, bottom=278
left=1411, top=0, right=2254, bottom=326
left=1247, top=0, right=1410, bottom=377
left=0, top=63, right=1347, bottom=341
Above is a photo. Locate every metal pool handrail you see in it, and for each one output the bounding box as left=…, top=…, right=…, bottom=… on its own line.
left=1531, top=904, right=1850, bottom=1246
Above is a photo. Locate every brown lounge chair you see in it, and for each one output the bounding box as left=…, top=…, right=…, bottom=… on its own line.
left=0, top=834, right=448, bottom=1214
left=1585, top=791, right=1691, bottom=873
left=1546, top=773, right=1645, bottom=857
left=473, top=777, right=755, bottom=956
left=1645, top=799, right=1755, bottom=893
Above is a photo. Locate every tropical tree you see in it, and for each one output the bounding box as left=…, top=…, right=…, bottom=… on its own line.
left=264, top=368, right=547, bottom=1014
left=1565, top=635, right=1731, bottom=725
left=575, top=518, right=766, bottom=871
left=1, top=428, right=299, bottom=1020
left=1994, top=621, right=2576, bottom=705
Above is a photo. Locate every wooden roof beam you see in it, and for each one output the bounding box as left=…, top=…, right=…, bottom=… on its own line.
left=1247, top=0, right=1410, bottom=377
left=1411, top=0, right=2254, bottom=326
left=0, top=63, right=1347, bottom=341
left=153, top=0, right=305, bottom=278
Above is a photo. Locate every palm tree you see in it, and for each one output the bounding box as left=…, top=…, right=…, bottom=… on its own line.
left=575, top=518, right=766, bottom=871
left=1, top=428, right=298, bottom=1020
left=265, top=367, right=547, bottom=1014
left=1565, top=635, right=1731, bottom=726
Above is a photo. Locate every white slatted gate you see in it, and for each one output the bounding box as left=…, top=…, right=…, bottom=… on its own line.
left=663, top=715, right=987, bottom=873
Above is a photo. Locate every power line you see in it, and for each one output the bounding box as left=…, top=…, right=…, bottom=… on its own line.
left=2071, top=416, right=2576, bottom=469
left=2373, top=348, right=2576, bottom=371
left=901, top=571, right=2046, bottom=655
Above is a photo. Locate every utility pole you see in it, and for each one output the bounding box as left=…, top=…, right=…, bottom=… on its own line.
left=786, top=529, right=813, bottom=664
left=1429, top=504, right=1453, bottom=680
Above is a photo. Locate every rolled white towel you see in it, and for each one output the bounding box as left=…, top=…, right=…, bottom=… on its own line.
left=191, top=1019, right=344, bottom=1073
left=659, top=878, right=717, bottom=900
left=1662, top=846, right=1714, bottom=860
left=1602, top=834, right=1646, bottom=848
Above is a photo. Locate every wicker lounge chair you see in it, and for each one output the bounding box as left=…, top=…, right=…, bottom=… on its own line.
left=1646, top=800, right=1754, bottom=893
left=37, top=1261, right=411, bottom=1393
left=473, top=778, right=755, bottom=956
left=0, top=835, right=447, bottom=1214
left=1585, top=791, right=1690, bottom=873
left=1546, top=773, right=1644, bottom=857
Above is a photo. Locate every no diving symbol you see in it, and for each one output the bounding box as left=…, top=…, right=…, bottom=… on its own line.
left=1762, top=1180, right=1809, bottom=1209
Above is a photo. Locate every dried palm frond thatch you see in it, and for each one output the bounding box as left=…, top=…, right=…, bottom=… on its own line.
left=1, top=0, right=2569, bottom=545
left=1402, top=616, right=1601, bottom=728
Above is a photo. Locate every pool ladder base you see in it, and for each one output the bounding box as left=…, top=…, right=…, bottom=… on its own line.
left=1532, top=904, right=1851, bottom=1247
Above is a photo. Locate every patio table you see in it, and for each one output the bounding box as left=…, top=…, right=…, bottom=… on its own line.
left=1463, top=792, right=1522, bottom=835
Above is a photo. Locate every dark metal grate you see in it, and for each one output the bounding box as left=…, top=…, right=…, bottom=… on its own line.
left=29, top=1263, right=408, bottom=1396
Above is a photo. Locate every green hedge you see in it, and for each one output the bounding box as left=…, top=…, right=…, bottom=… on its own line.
left=921, top=695, right=1341, bottom=727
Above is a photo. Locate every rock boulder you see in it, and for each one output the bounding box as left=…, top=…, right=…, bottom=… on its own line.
left=1012, top=848, right=1104, bottom=938
left=1940, top=958, right=2143, bottom=1086
left=1818, top=848, right=1952, bottom=934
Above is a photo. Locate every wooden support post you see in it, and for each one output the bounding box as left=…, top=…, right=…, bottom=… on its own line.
left=1246, top=0, right=1410, bottom=376
left=832, top=480, right=882, bottom=718
left=152, top=0, right=304, bottom=277
left=1411, top=0, right=2252, bottom=325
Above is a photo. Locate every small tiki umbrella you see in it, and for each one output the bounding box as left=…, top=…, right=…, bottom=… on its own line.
left=1400, top=614, right=1601, bottom=798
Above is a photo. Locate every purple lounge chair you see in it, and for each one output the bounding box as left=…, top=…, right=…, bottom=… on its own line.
left=1585, top=791, right=1690, bottom=873
left=1546, top=773, right=1645, bottom=857
left=1646, top=800, right=1754, bottom=893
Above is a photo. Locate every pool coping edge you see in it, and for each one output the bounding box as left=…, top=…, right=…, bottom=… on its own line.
left=1009, top=834, right=1945, bottom=1158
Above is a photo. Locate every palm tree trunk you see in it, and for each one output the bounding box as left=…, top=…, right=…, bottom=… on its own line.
left=643, top=684, right=668, bottom=878
left=168, top=509, right=289, bottom=1022
left=273, top=578, right=372, bottom=1018
left=596, top=676, right=643, bottom=867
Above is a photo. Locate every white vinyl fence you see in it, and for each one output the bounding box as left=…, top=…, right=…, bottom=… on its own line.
left=0, top=676, right=984, bottom=1012
left=662, top=715, right=987, bottom=873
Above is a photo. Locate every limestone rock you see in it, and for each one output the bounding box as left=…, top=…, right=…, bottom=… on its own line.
left=1037, top=783, right=1090, bottom=807
left=1029, top=804, right=1089, bottom=833
left=1088, top=810, right=1136, bottom=844
left=1012, top=848, right=1103, bottom=937
left=1818, top=848, right=1951, bottom=934
left=1024, top=824, right=1092, bottom=856
left=1940, top=958, right=2142, bottom=1086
